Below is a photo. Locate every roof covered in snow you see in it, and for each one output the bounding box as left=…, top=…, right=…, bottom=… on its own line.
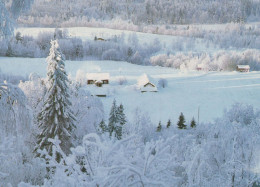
left=137, top=74, right=157, bottom=92
left=141, top=83, right=158, bottom=92
left=86, top=73, right=110, bottom=80
left=237, top=65, right=250, bottom=69
left=138, top=74, right=154, bottom=86
left=197, top=64, right=204, bottom=68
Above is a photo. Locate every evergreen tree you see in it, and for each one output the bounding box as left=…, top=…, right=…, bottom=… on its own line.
left=157, top=121, right=162, bottom=132
left=6, top=44, right=14, bottom=57
left=15, top=31, right=23, bottom=43
left=98, top=119, right=107, bottom=134
left=177, top=112, right=186, bottom=129
left=108, top=101, right=127, bottom=140
left=166, top=119, right=171, bottom=128
left=34, top=40, right=75, bottom=161
left=117, top=104, right=126, bottom=125
left=191, top=117, right=196, bottom=128
left=115, top=103, right=127, bottom=139
left=108, top=99, right=118, bottom=138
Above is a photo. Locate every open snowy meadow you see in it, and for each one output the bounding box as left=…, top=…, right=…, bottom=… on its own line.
left=1, top=57, right=260, bottom=124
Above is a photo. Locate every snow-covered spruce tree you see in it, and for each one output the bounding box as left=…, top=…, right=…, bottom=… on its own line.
left=156, top=121, right=162, bottom=132
left=97, top=119, right=107, bottom=134
left=177, top=112, right=186, bottom=129
left=108, top=99, right=117, bottom=138
left=108, top=99, right=123, bottom=140
left=116, top=103, right=127, bottom=138
left=118, top=104, right=126, bottom=126
left=190, top=117, right=196, bottom=128
left=34, top=40, right=75, bottom=161
left=166, top=119, right=171, bottom=128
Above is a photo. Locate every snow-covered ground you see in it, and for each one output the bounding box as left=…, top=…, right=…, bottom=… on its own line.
left=1, top=57, right=260, bottom=125
left=16, top=27, right=217, bottom=53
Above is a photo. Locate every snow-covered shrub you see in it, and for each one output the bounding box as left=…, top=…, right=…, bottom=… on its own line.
left=129, top=108, right=156, bottom=143
left=102, top=49, right=121, bottom=61
left=70, top=85, right=104, bottom=145
left=59, top=38, right=83, bottom=60
left=0, top=82, right=45, bottom=186
left=150, top=49, right=260, bottom=71
left=116, top=76, right=127, bottom=85
left=19, top=73, right=47, bottom=112
left=187, top=104, right=260, bottom=186
left=0, top=81, right=32, bottom=139
left=0, top=137, right=46, bottom=187
left=13, top=102, right=260, bottom=186
left=75, top=70, right=86, bottom=86
left=38, top=133, right=181, bottom=186
left=158, top=78, right=168, bottom=88
left=36, top=31, right=53, bottom=53
left=224, top=103, right=256, bottom=125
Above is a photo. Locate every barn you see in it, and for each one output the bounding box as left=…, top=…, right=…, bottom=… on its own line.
left=86, top=73, right=110, bottom=87
left=236, top=65, right=250, bottom=72
left=138, top=74, right=158, bottom=93
left=196, top=64, right=203, bottom=71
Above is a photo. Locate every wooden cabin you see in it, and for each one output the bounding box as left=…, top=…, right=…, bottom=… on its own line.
left=236, top=65, right=250, bottom=72
left=94, top=36, right=106, bottom=41
left=141, top=82, right=157, bottom=93
left=196, top=64, right=204, bottom=71
left=138, top=74, right=158, bottom=93
left=86, top=73, right=110, bottom=87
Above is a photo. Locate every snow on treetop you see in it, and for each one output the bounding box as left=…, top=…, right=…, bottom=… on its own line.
left=51, top=39, right=59, bottom=49
left=86, top=73, right=110, bottom=81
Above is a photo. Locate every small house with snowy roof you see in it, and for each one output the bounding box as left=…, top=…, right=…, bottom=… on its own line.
left=138, top=74, right=157, bottom=93
left=86, top=73, right=110, bottom=87
left=196, top=64, right=204, bottom=71
left=236, top=65, right=250, bottom=72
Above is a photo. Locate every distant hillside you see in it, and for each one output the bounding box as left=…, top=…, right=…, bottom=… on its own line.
left=17, top=0, right=260, bottom=27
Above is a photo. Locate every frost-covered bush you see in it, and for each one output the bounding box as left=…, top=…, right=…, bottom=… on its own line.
left=188, top=111, right=260, bottom=186
left=35, top=134, right=182, bottom=187
left=0, top=82, right=45, bottom=186
left=15, top=103, right=260, bottom=186
left=70, top=84, right=104, bottom=145
left=75, top=70, right=87, bottom=86
left=150, top=49, right=260, bottom=71
left=102, top=48, right=121, bottom=61
left=0, top=137, right=46, bottom=187
left=0, top=81, right=32, bottom=138
left=116, top=76, right=128, bottom=85
left=158, top=78, right=168, bottom=88
left=224, top=103, right=257, bottom=125
left=19, top=73, right=47, bottom=112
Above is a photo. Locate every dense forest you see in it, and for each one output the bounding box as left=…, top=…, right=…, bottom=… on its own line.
left=15, top=0, right=260, bottom=27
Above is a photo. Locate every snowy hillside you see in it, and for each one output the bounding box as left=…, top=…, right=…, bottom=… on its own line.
left=1, top=57, right=260, bottom=124
left=16, top=26, right=216, bottom=53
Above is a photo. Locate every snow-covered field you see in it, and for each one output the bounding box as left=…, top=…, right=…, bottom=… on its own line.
left=1, top=57, right=260, bottom=124
left=16, top=27, right=217, bottom=53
